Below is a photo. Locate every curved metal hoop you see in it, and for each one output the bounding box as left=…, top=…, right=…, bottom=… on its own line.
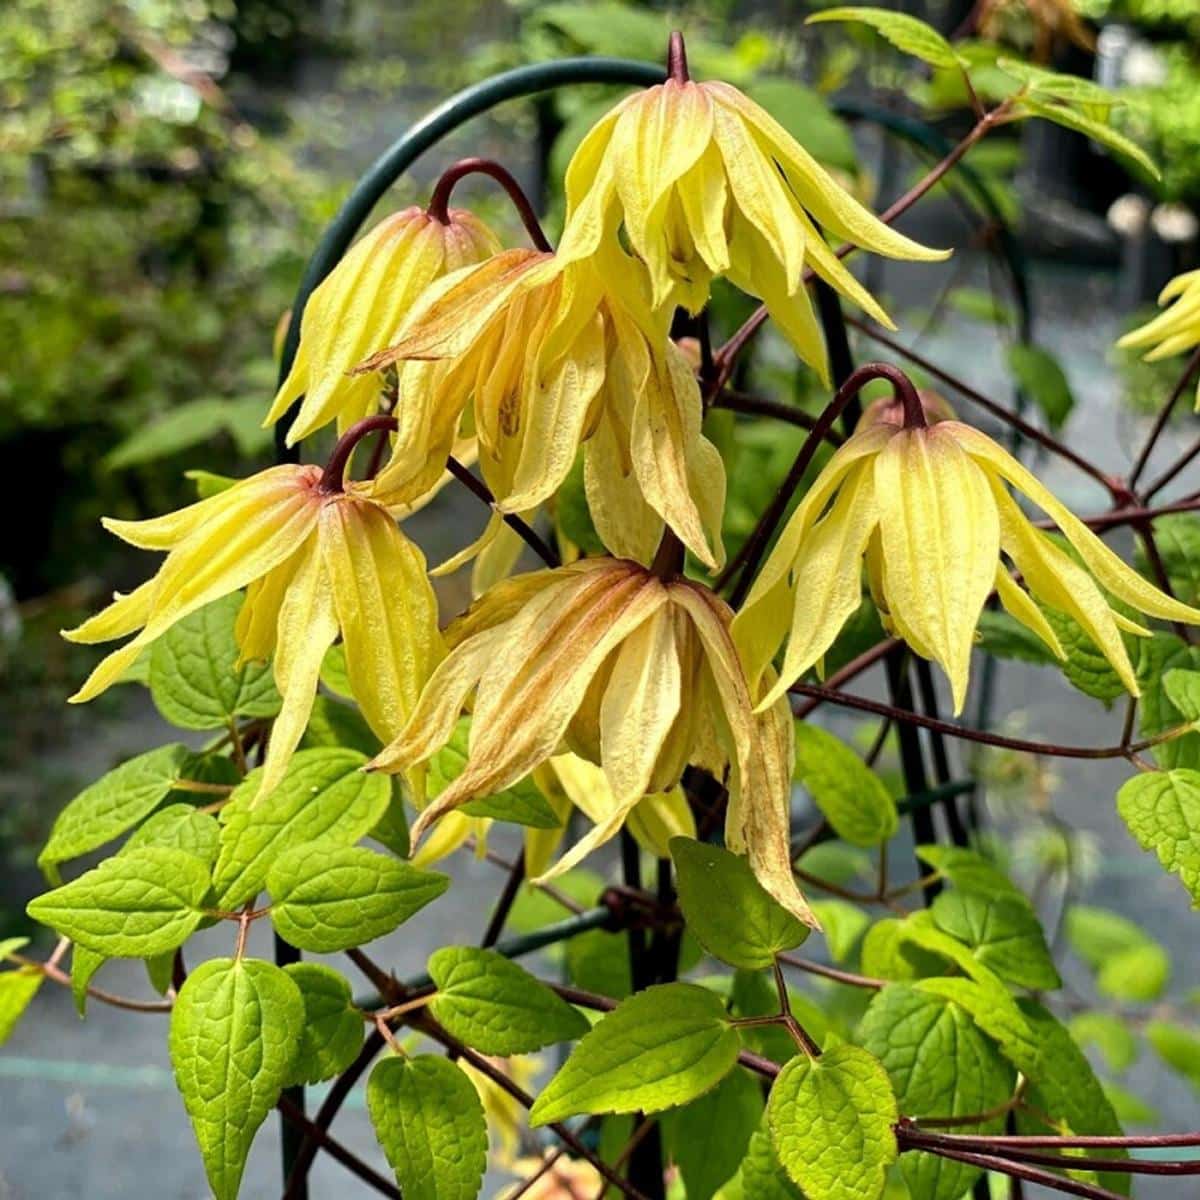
left=274, top=56, right=664, bottom=456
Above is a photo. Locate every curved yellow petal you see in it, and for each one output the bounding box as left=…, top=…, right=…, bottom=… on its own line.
left=756, top=460, right=879, bottom=711
left=875, top=427, right=999, bottom=714
left=991, top=481, right=1139, bottom=695
left=255, top=536, right=339, bottom=803
left=993, top=566, right=1065, bottom=661
left=320, top=496, right=443, bottom=746
left=956, top=422, right=1200, bottom=626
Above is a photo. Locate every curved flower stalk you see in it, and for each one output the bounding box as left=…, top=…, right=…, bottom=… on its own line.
left=267, top=205, right=501, bottom=445
left=1117, top=269, right=1200, bottom=408
left=359, top=242, right=726, bottom=570
left=735, top=410, right=1200, bottom=714
left=63, top=462, right=441, bottom=800
left=370, top=557, right=817, bottom=927
left=555, top=41, right=949, bottom=381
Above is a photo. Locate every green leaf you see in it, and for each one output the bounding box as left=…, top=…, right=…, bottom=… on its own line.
left=184, top=469, right=238, bottom=499
left=735, top=1124, right=802, bottom=1199
left=212, top=747, right=391, bottom=909
left=0, top=938, right=27, bottom=963
left=38, top=743, right=192, bottom=880
left=0, top=967, right=43, bottom=1045
left=555, top=454, right=606, bottom=556
left=766, top=1043, right=898, bottom=1200
left=916, top=845, right=1026, bottom=902
left=1117, top=768, right=1200, bottom=906
left=859, top=984, right=1014, bottom=1200
left=1136, top=516, right=1200, bottom=608
left=319, top=644, right=354, bottom=699
left=806, top=7, right=961, bottom=69
left=1007, top=343, right=1075, bottom=431
left=744, top=78, right=857, bottom=172
left=367, top=1054, right=488, bottom=1200
left=1136, top=635, right=1200, bottom=769
left=793, top=724, right=898, bottom=847
left=946, top=286, right=1015, bottom=326
left=105, top=397, right=241, bottom=470
left=283, top=963, right=363, bottom=1086
left=931, top=889, right=1061, bottom=990
left=71, top=944, right=105, bottom=1016
left=997, top=59, right=1121, bottom=112
left=145, top=951, right=175, bottom=996
left=1069, top=1012, right=1139, bottom=1075
left=1145, top=1020, right=1200, bottom=1090
left=1013, top=1001, right=1128, bottom=1193
left=1102, top=1081, right=1158, bottom=1126
left=301, top=694, right=381, bottom=757
left=149, top=593, right=281, bottom=730
left=671, top=838, right=809, bottom=970
left=1164, top=668, right=1200, bottom=724
left=427, top=946, right=589, bottom=1055
left=267, top=844, right=447, bottom=953
left=27, top=847, right=210, bottom=957
left=1065, top=905, right=1170, bottom=1001
left=432, top=718, right=561, bottom=829
left=125, top=803, right=220, bottom=867
left=976, top=609, right=1062, bottom=666
left=169, top=957, right=304, bottom=1200
left=1018, top=97, right=1160, bottom=180
left=664, top=1068, right=763, bottom=1200
left=370, top=786, right=411, bottom=858
left=1042, top=605, right=1128, bottom=703
left=530, top=983, right=741, bottom=1125
left=809, top=899, right=869, bottom=964
left=914, top=976, right=1040, bottom=1079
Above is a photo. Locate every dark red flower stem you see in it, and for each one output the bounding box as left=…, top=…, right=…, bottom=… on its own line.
left=667, top=31, right=689, bottom=84
left=318, top=414, right=399, bottom=493
left=426, top=157, right=552, bottom=253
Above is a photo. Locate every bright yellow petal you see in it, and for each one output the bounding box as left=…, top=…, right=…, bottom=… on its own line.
left=875, top=427, right=999, bottom=714
left=991, top=481, right=1139, bottom=694
left=756, top=461, right=879, bottom=710
left=628, top=338, right=726, bottom=571
left=63, top=578, right=157, bottom=645
left=955, top=422, right=1200, bottom=626
left=626, top=787, right=696, bottom=859
left=256, top=536, right=339, bottom=803
left=599, top=606, right=683, bottom=804
left=993, top=566, right=1066, bottom=661
left=320, top=494, right=443, bottom=745
left=410, top=566, right=666, bottom=844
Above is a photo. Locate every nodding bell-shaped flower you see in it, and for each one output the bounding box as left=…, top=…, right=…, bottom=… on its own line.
left=734, top=372, right=1200, bottom=715
left=1117, top=269, right=1200, bottom=409
left=266, top=205, right=500, bottom=446
left=370, top=556, right=818, bottom=928
left=63, top=430, right=442, bottom=800
left=357, top=243, right=726, bottom=571
left=555, top=33, right=949, bottom=382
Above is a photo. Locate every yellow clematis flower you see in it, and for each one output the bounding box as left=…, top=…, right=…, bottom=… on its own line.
left=1117, top=269, right=1200, bottom=409
left=63, top=461, right=441, bottom=800
left=371, top=557, right=816, bottom=928
left=359, top=242, right=726, bottom=570
left=735, top=410, right=1200, bottom=715
left=555, top=41, right=949, bottom=380
left=266, top=205, right=500, bottom=446
left=526, top=753, right=696, bottom=883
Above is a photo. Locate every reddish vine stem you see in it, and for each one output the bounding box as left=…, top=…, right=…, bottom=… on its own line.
left=414, top=1013, right=652, bottom=1200
left=480, top=848, right=526, bottom=948
left=444, top=456, right=561, bottom=567
left=277, top=1094, right=401, bottom=1199
left=789, top=681, right=1186, bottom=760
left=25, top=956, right=173, bottom=1013
left=426, top=157, right=552, bottom=252
left=319, top=414, right=402, bottom=493
left=1146, top=432, right=1200, bottom=500
left=846, top=317, right=1122, bottom=498
left=907, top=1143, right=1128, bottom=1200
left=712, top=102, right=1010, bottom=390
left=1129, top=345, right=1200, bottom=488
left=712, top=389, right=845, bottom=444
left=666, top=30, right=689, bottom=84
left=721, top=363, right=919, bottom=605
